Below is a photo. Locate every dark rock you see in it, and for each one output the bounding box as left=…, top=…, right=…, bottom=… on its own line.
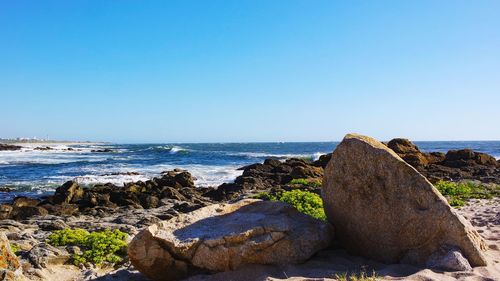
left=444, top=149, right=499, bottom=168
left=155, top=170, right=195, bottom=189
left=290, top=165, right=323, bottom=179
left=11, top=206, right=48, bottom=220
left=241, top=163, right=274, bottom=174
left=313, top=153, right=332, bottom=168
left=34, top=146, right=53, bottom=151
left=285, top=158, right=310, bottom=167
left=123, top=183, right=145, bottom=193
left=263, top=158, right=281, bottom=167
left=160, top=187, right=187, bottom=201
left=0, top=143, right=22, bottom=151
left=139, top=194, right=160, bottom=209
left=427, top=152, right=446, bottom=164
left=12, top=197, right=39, bottom=208
left=101, top=171, right=140, bottom=176
left=387, top=138, right=420, bottom=154
left=386, top=139, right=500, bottom=184
left=175, top=171, right=195, bottom=187
left=52, top=181, right=84, bottom=204
left=0, top=204, right=13, bottom=219
left=91, top=149, right=113, bottom=153
left=387, top=138, right=431, bottom=168
left=173, top=201, right=204, bottom=213
left=38, top=219, right=69, bottom=231
left=234, top=177, right=266, bottom=189
left=272, top=164, right=293, bottom=174
left=203, top=183, right=243, bottom=201
left=40, top=203, right=79, bottom=216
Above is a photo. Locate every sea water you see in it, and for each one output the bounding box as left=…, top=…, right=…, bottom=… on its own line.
left=1, top=141, right=499, bottom=202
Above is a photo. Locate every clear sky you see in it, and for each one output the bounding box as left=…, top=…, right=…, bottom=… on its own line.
left=1, top=1, right=499, bottom=143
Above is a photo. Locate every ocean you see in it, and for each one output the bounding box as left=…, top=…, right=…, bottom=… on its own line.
left=1, top=141, right=500, bottom=202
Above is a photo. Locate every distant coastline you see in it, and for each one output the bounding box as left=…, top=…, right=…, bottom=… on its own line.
left=0, top=138, right=103, bottom=145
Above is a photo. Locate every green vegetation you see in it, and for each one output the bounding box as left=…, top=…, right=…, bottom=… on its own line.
left=255, top=189, right=326, bottom=220
left=254, top=191, right=278, bottom=201
left=288, top=178, right=322, bottom=188
left=9, top=243, right=21, bottom=255
left=334, top=270, right=379, bottom=281
left=434, top=180, right=500, bottom=207
left=47, top=228, right=128, bottom=266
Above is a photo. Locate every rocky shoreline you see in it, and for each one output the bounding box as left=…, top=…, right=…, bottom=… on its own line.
left=1, top=137, right=499, bottom=280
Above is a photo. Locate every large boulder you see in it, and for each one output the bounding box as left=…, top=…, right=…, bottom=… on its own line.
left=0, top=232, right=24, bottom=280
left=128, top=199, right=333, bottom=281
left=322, top=134, right=487, bottom=266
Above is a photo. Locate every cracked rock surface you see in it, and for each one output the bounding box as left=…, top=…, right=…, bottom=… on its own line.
left=128, top=199, right=333, bottom=281
left=322, top=134, right=488, bottom=267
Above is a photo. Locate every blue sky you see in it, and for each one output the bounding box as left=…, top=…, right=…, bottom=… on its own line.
left=1, top=1, right=499, bottom=143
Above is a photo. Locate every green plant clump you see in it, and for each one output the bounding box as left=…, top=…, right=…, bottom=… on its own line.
left=9, top=243, right=21, bottom=255
left=334, top=270, right=379, bottom=281
left=255, top=190, right=326, bottom=220
left=434, top=180, right=500, bottom=207
left=48, top=228, right=128, bottom=266
left=254, top=192, right=278, bottom=201
left=288, top=178, right=322, bottom=188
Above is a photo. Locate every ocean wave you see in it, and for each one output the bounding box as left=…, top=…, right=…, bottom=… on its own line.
left=169, top=146, right=190, bottom=154
left=228, top=151, right=324, bottom=161
left=0, top=181, right=61, bottom=203
left=0, top=154, right=110, bottom=165
left=72, top=174, right=150, bottom=186
left=149, top=145, right=191, bottom=154
left=133, top=163, right=243, bottom=187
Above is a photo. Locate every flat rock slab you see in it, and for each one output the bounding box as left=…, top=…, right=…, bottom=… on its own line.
left=322, top=134, right=487, bottom=266
left=128, top=199, right=333, bottom=281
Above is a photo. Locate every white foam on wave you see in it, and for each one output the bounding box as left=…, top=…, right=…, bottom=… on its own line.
left=150, top=145, right=191, bottom=154
left=0, top=143, right=129, bottom=165
left=0, top=180, right=61, bottom=192
left=0, top=150, right=110, bottom=165
left=229, top=151, right=324, bottom=161
left=73, top=174, right=150, bottom=186
left=40, top=162, right=242, bottom=188
left=135, top=163, right=243, bottom=187
left=182, top=165, right=243, bottom=187
left=168, top=146, right=190, bottom=154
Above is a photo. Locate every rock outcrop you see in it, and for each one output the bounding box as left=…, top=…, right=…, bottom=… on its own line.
left=0, top=144, right=22, bottom=151
left=386, top=138, right=500, bottom=184
left=322, top=133, right=488, bottom=266
left=443, top=149, right=498, bottom=168
left=0, top=232, right=24, bottom=280
left=205, top=158, right=324, bottom=201
left=128, top=199, right=333, bottom=281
